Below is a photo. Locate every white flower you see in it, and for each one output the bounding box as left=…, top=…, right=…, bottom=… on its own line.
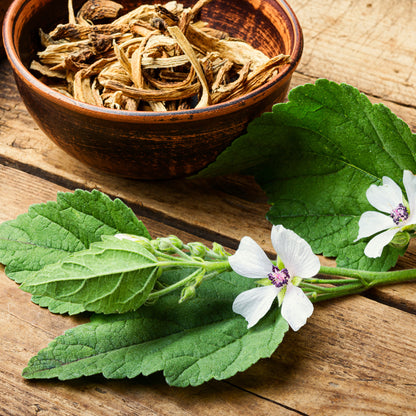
left=114, top=233, right=141, bottom=242
left=355, top=170, right=416, bottom=258
left=229, top=225, right=320, bottom=331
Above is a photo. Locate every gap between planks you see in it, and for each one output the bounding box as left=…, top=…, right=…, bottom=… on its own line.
left=1, top=161, right=416, bottom=415
left=0, top=155, right=242, bottom=251
left=1, top=162, right=415, bottom=316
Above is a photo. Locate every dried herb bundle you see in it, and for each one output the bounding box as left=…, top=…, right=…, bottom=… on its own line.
left=31, top=0, right=291, bottom=111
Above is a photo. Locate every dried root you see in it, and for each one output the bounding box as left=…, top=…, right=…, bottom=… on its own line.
left=31, top=0, right=291, bottom=111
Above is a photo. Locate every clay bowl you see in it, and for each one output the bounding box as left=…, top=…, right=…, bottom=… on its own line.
left=3, top=0, right=303, bottom=180
left=0, top=0, right=13, bottom=56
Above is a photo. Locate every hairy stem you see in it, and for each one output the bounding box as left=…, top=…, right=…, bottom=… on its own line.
left=148, top=260, right=231, bottom=300
left=302, top=265, right=416, bottom=302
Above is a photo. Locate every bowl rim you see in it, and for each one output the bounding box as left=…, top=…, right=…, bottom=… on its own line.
left=3, top=0, right=303, bottom=123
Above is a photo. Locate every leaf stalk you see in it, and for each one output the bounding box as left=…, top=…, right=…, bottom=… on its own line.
left=300, top=265, right=416, bottom=303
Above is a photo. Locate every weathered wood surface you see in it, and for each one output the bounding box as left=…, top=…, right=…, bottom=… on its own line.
left=1, top=165, right=416, bottom=415
left=1, top=0, right=416, bottom=414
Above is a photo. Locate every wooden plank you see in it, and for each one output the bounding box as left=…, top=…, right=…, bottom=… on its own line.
left=1, top=60, right=416, bottom=311
left=0, top=165, right=415, bottom=415
left=0, top=277, right=299, bottom=416
left=2, top=0, right=416, bottom=413
left=2, top=60, right=416, bottom=250
left=0, top=163, right=219, bottom=247
left=231, top=296, right=416, bottom=415
left=0, top=166, right=299, bottom=416
left=290, top=0, right=416, bottom=108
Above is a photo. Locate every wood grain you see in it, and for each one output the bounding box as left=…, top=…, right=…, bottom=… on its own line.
left=1, top=58, right=416, bottom=250
left=0, top=165, right=415, bottom=415
left=1, top=0, right=416, bottom=413
left=234, top=297, right=416, bottom=415
left=293, top=0, right=416, bottom=108
left=0, top=165, right=300, bottom=416
left=1, top=58, right=416, bottom=311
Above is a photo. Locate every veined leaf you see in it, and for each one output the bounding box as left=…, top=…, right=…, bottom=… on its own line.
left=0, top=189, right=150, bottom=313
left=23, top=271, right=289, bottom=386
left=0, top=189, right=150, bottom=283
left=20, top=236, right=159, bottom=314
left=31, top=295, right=86, bottom=315
left=199, top=80, right=416, bottom=271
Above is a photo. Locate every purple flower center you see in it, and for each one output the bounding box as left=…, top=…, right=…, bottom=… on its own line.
left=390, top=203, right=409, bottom=225
left=268, top=265, right=290, bottom=288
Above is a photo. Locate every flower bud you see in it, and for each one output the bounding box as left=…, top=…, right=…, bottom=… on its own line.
left=179, top=285, right=196, bottom=303
left=153, top=235, right=184, bottom=252
left=114, top=234, right=154, bottom=252
left=167, top=235, right=184, bottom=249
left=150, top=238, right=160, bottom=249
left=158, top=238, right=174, bottom=251
left=187, top=242, right=207, bottom=257
left=151, top=237, right=171, bottom=252
left=212, top=242, right=229, bottom=258
left=390, top=231, right=410, bottom=249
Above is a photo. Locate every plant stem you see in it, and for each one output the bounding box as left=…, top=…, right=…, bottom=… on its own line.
left=147, top=268, right=204, bottom=300
left=302, top=265, right=416, bottom=303
left=148, top=260, right=231, bottom=300
left=305, top=277, right=359, bottom=285
left=148, top=239, right=416, bottom=304
left=320, top=265, right=416, bottom=285
left=308, top=282, right=368, bottom=303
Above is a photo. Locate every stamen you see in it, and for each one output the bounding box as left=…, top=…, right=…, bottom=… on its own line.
left=390, top=203, right=409, bottom=225
left=268, top=265, right=290, bottom=288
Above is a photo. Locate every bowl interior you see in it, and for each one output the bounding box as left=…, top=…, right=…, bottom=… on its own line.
left=11, top=0, right=298, bottom=91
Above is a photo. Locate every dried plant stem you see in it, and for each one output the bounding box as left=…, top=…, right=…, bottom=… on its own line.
left=68, top=0, right=76, bottom=25
left=131, top=31, right=158, bottom=89
left=167, top=25, right=210, bottom=108
left=105, top=80, right=200, bottom=101
left=32, top=0, right=291, bottom=112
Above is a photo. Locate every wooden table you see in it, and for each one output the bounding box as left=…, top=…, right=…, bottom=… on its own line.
left=1, top=0, right=416, bottom=414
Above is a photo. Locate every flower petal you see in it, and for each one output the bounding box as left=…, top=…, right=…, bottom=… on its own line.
left=403, top=170, right=416, bottom=217
left=366, top=176, right=403, bottom=213
left=114, top=233, right=139, bottom=241
left=364, top=227, right=400, bottom=258
left=232, top=285, right=280, bottom=328
left=281, top=283, right=313, bottom=331
left=271, top=225, right=320, bottom=279
left=355, top=211, right=395, bottom=241
left=229, top=236, right=273, bottom=279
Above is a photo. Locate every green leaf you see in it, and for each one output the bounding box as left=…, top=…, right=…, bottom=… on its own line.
left=0, top=189, right=150, bottom=312
left=22, top=270, right=289, bottom=386
left=199, top=80, right=416, bottom=270
left=20, top=236, right=159, bottom=314
left=30, top=295, right=86, bottom=316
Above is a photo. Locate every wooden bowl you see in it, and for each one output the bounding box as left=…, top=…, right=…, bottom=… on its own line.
left=0, top=0, right=13, bottom=57
left=3, top=0, right=303, bottom=180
